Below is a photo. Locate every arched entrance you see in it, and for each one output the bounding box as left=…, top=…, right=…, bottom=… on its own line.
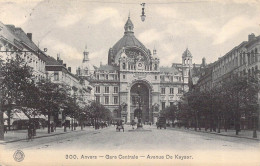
left=130, top=82, right=151, bottom=123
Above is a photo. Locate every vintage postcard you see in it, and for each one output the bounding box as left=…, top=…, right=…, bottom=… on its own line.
left=0, top=0, right=260, bottom=165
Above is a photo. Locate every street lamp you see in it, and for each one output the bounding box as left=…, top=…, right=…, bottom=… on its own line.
left=0, top=59, right=4, bottom=140
left=140, top=3, right=146, bottom=22
left=136, top=84, right=143, bottom=128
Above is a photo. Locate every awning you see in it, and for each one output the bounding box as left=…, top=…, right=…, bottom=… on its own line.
left=38, top=115, right=48, bottom=120
left=65, top=117, right=71, bottom=120
left=3, top=112, right=8, bottom=119
left=12, top=111, right=29, bottom=120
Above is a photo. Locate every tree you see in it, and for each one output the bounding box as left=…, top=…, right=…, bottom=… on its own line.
left=0, top=54, right=40, bottom=130
left=160, top=104, right=177, bottom=126
left=37, top=79, right=68, bottom=133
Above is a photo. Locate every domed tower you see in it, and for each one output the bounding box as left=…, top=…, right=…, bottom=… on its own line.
left=77, top=45, right=94, bottom=77
left=182, top=48, right=192, bottom=66
left=108, top=15, right=150, bottom=66
left=124, top=15, right=134, bottom=34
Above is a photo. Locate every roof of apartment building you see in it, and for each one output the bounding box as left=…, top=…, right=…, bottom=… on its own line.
left=0, top=21, right=23, bottom=49
left=1, top=22, right=48, bottom=62
left=98, top=64, right=119, bottom=72
left=160, top=66, right=179, bottom=75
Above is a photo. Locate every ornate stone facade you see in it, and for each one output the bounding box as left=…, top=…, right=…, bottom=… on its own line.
left=77, top=16, right=199, bottom=124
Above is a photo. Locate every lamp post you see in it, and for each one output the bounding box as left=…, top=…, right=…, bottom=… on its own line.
left=136, top=85, right=143, bottom=128
left=140, top=3, right=146, bottom=22
left=253, top=71, right=260, bottom=138
left=0, top=59, right=4, bottom=140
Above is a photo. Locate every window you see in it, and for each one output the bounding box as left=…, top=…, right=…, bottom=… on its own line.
left=114, top=87, right=118, bottom=93
left=95, top=86, right=100, bottom=93
left=114, top=96, right=118, bottom=104
left=255, top=48, right=258, bottom=62
left=114, top=75, right=118, bottom=80
left=155, top=76, right=157, bottom=80
left=123, top=75, right=126, bottom=79
left=161, top=102, right=165, bottom=110
left=105, top=96, right=109, bottom=104
left=243, top=53, right=246, bottom=64
left=161, top=76, right=165, bottom=81
left=170, top=88, right=174, bottom=94
left=178, top=88, right=182, bottom=94
left=96, top=96, right=100, bottom=103
left=54, top=71, right=59, bottom=81
left=170, top=102, right=174, bottom=106
left=106, top=75, right=108, bottom=80
left=132, top=96, right=136, bottom=105
left=105, top=87, right=109, bottom=93
left=123, top=63, right=126, bottom=69
left=248, top=53, right=251, bottom=65
left=161, top=88, right=165, bottom=94
left=154, top=64, right=157, bottom=70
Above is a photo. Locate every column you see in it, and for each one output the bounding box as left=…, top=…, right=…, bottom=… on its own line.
left=127, top=89, right=131, bottom=123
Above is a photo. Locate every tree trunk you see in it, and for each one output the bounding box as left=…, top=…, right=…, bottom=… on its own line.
left=194, top=110, right=198, bottom=131
left=217, top=115, right=221, bottom=133
left=71, top=118, right=73, bottom=131
left=48, top=112, right=50, bottom=134
left=7, top=109, right=11, bottom=131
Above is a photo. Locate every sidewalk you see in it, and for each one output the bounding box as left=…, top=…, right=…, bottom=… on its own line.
left=169, top=127, right=260, bottom=141
left=0, top=126, right=96, bottom=144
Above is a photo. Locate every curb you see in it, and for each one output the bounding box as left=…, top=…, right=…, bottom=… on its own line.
left=168, top=127, right=260, bottom=141
left=0, top=129, right=84, bottom=144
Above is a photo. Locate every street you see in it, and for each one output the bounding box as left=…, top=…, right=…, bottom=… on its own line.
left=1, top=125, right=260, bottom=165
left=2, top=125, right=259, bottom=151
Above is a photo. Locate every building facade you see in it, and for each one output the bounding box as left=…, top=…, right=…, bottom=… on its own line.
left=0, top=22, right=47, bottom=81
left=46, top=55, right=93, bottom=125
left=194, top=33, right=260, bottom=129
left=77, top=16, right=200, bottom=124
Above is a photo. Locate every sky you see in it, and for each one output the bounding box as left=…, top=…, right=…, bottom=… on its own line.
left=0, top=0, right=260, bottom=73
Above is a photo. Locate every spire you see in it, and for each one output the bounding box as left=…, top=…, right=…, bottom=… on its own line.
left=124, top=15, right=134, bottom=34
left=182, top=48, right=192, bottom=58
left=83, top=44, right=89, bottom=62
left=153, top=45, right=157, bottom=55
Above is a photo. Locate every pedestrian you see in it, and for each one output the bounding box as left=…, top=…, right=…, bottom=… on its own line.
left=4, top=120, right=8, bottom=133
left=51, top=122, right=54, bottom=132
left=28, top=121, right=34, bottom=141
left=54, top=122, right=56, bottom=132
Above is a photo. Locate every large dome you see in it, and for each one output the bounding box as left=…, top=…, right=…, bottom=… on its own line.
left=112, top=33, right=148, bottom=55
left=108, top=16, right=149, bottom=65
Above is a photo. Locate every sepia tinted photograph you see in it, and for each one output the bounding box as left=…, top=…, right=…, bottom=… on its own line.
left=0, top=0, right=260, bottom=165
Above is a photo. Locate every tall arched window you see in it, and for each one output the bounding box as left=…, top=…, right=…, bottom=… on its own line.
left=251, top=50, right=255, bottom=64
left=243, top=52, right=246, bottom=64
left=248, top=52, right=251, bottom=65
left=123, top=63, right=126, bottom=69
left=255, top=48, right=258, bottom=62
left=154, top=64, right=157, bottom=70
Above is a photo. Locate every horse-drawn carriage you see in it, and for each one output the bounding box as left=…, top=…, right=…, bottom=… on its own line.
left=115, top=119, right=124, bottom=132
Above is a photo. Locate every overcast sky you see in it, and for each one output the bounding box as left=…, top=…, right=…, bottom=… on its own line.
left=0, top=0, right=260, bottom=73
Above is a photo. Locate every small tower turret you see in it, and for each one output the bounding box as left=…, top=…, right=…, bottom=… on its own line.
left=83, top=45, right=89, bottom=63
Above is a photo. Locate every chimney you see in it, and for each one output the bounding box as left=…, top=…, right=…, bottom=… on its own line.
left=27, top=33, right=32, bottom=41
left=202, top=57, right=206, bottom=67
left=57, top=54, right=60, bottom=60
left=248, top=33, right=255, bottom=42
left=63, top=63, right=66, bottom=67
left=68, top=67, right=71, bottom=72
